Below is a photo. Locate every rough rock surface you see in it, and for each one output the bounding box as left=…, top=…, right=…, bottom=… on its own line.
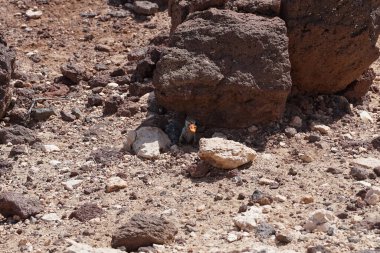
left=281, top=0, right=380, bottom=94
left=111, top=213, right=178, bottom=251
left=69, top=203, right=105, bottom=222
left=154, top=8, right=291, bottom=128
left=0, top=192, right=42, bottom=219
left=198, top=137, right=257, bottom=169
left=0, top=36, right=15, bottom=119
left=131, top=127, right=171, bottom=159
left=0, top=125, right=40, bottom=145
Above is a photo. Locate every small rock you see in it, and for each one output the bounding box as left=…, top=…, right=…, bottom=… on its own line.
left=233, top=206, right=265, bottom=231
left=41, top=213, right=61, bottom=222
left=326, top=167, right=342, bottom=174
left=304, top=209, right=336, bottom=233
left=26, top=9, right=42, bottom=19
left=132, top=1, right=159, bottom=15
left=311, top=124, right=331, bottom=135
left=87, top=94, right=104, bottom=107
left=95, top=44, right=112, bottom=52
left=307, top=134, right=321, bottom=143
left=132, top=127, right=171, bottom=159
left=198, top=137, right=256, bottom=169
left=65, top=239, right=123, bottom=253
left=360, top=111, right=373, bottom=124
left=299, top=153, right=313, bottom=163
left=111, top=213, right=178, bottom=251
left=31, top=108, right=56, bottom=121
left=226, top=232, right=239, bottom=242
left=351, top=157, right=380, bottom=169
left=106, top=82, right=119, bottom=89
left=9, top=145, right=28, bottom=157
left=0, top=192, right=42, bottom=219
left=250, top=190, right=273, bottom=206
left=106, top=177, right=127, bottom=193
left=276, top=230, right=293, bottom=244
left=290, top=116, right=302, bottom=128
left=364, top=187, right=380, bottom=205
left=62, top=179, right=83, bottom=191
left=300, top=196, right=314, bottom=204
left=255, top=223, right=276, bottom=239
left=350, top=167, right=369, bottom=181
left=284, top=127, right=297, bottom=137
left=69, top=203, right=104, bottom=222
left=71, top=108, right=82, bottom=119
left=187, top=163, right=210, bottom=178
left=258, top=178, right=276, bottom=186
left=42, top=144, right=60, bottom=153
left=60, top=111, right=76, bottom=122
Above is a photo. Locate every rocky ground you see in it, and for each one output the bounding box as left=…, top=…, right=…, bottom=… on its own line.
left=0, top=1, right=380, bottom=253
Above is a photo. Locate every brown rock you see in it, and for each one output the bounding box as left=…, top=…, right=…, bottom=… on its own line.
left=0, top=37, right=16, bottom=119
left=342, top=68, right=376, bottom=101
left=282, top=0, right=380, bottom=94
left=111, top=213, right=178, bottom=251
left=69, top=203, right=104, bottom=222
left=0, top=125, right=40, bottom=145
left=0, top=192, right=42, bottom=219
left=154, top=9, right=291, bottom=128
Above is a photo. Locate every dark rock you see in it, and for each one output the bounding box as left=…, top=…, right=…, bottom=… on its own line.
left=103, top=95, right=124, bottom=115
left=225, top=0, right=280, bottom=16
left=288, top=167, right=297, bottom=176
left=154, top=9, right=291, bottom=128
left=374, top=167, right=380, bottom=177
left=187, top=162, right=210, bottom=178
left=342, top=68, right=376, bottom=101
left=284, top=127, right=297, bottom=138
left=336, top=212, right=348, bottom=220
left=88, top=75, right=111, bottom=88
left=350, top=167, right=369, bottom=181
left=60, top=111, right=76, bottom=122
left=308, top=134, right=321, bottom=143
left=69, top=203, right=104, bottom=222
left=127, top=47, right=148, bottom=61
left=88, top=147, right=123, bottom=166
left=60, top=63, right=85, bottom=84
left=0, top=192, right=42, bottom=219
left=95, top=44, right=112, bottom=52
left=0, top=158, right=12, bottom=176
left=129, top=82, right=154, bottom=97
left=9, top=145, right=28, bottom=157
left=250, top=190, right=273, bottom=206
left=111, top=213, right=178, bottom=251
left=238, top=204, right=248, bottom=213
left=0, top=39, right=16, bottom=119
left=307, top=245, right=332, bottom=253
left=281, top=0, right=380, bottom=94
left=371, top=136, right=380, bottom=151
left=116, top=102, right=140, bottom=117
left=110, top=68, right=125, bottom=77
left=87, top=94, right=104, bottom=107
left=31, top=108, right=56, bottom=121
left=255, top=223, right=276, bottom=239
left=133, top=1, right=159, bottom=15
left=132, top=47, right=162, bottom=82
left=0, top=125, right=40, bottom=145
left=326, top=167, right=343, bottom=175
left=275, top=231, right=293, bottom=244
left=71, top=108, right=82, bottom=119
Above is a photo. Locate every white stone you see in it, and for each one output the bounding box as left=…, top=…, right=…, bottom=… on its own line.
left=42, top=144, right=60, bottom=153
left=258, top=178, right=276, bottom=185
left=299, top=153, right=313, bottom=163
left=26, top=9, right=43, bottom=19
left=360, top=111, right=373, bottom=124
left=132, top=127, right=171, bottom=159
left=41, top=213, right=61, bottom=222
left=62, top=179, right=83, bottom=191
left=106, top=82, right=119, bottom=89
left=49, top=160, right=61, bottom=167
left=233, top=206, right=264, bottom=231
left=226, top=232, right=240, bottom=243
left=105, top=177, right=127, bottom=193
left=365, top=187, right=380, bottom=205
left=65, top=239, right=123, bottom=253
left=351, top=157, right=380, bottom=169
left=274, top=195, right=287, bottom=202
left=303, top=209, right=336, bottom=233
left=199, top=137, right=256, bottom=169
left=311, top=124, right=331, bottom=135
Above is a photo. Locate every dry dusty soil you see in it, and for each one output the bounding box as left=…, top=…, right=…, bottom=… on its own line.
left=0, top=1, right=380, bottom=253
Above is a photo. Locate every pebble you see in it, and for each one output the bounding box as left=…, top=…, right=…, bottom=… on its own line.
left=364, top=187, right=380, bottom=205
left=105, top=177, right=127, bottom=193
left=132, top=1, right=159, bottom=15
left=350, top=167, right=368, bottom=181
left=106, top=82, right=119, bottom=89
left=276, top=230, right=293, bottom=244
left=42, top=144, right=60, bottom=153
left=226, top=232, right=239, bottom=243
left=196, top=205, right=206, bottom=212
left=233, top=206, right=264, bottom=231
left=41, top=213, right=61, bottom=222
left=351, top=157, right=380, bottom=169
left=311, top=124, right=331, bottom=135
left=26, top=9, right=42, bottom=19
left=258, top=178, right=276, bottom=185
left=299, top=153, right=313, bottom=163
left=285, top=127, right=297, bottom=137
left=304, top=209, right=336, bottom=233
left=62, top=179, right=83, bottom=191
left=290, top=116, right=302, bottom=128
left=360, top=111, right=373, bottom=124
left=300, top=196, right=314, bottom=204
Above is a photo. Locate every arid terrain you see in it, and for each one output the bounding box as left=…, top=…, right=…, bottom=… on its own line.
left=0, top=1, right=380, bottom=253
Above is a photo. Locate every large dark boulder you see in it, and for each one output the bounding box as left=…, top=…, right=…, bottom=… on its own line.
left=153, top=8, right=291, bottom=128
left=0, top=37, right=15, bottom=119
left=282, top=0, right=380, bottom=94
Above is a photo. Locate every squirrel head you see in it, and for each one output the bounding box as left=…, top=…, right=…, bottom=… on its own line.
left=188, top=123, right=197, bottom=133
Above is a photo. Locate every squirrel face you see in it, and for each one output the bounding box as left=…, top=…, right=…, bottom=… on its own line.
left=188, top=123, right=197, bottom=133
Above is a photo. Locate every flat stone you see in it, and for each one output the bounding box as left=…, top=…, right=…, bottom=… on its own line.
left=0, top=192, right=42, bottom=219
left=62, top=179, right=83, bottom=191
left=233, top=206, right=265, bottom=232
left=26, top=9, right=43, bottom=19
left=106, top=177, right=127, bottom=193
left=69, top=203, right=104, bottom=222
left=42, top=144, right=60, bottom=153
left=41, top=213, right=61, bottom=222
left=351, top=157, right=380, bottom=169
left=65, top=239, right=123, bottom=253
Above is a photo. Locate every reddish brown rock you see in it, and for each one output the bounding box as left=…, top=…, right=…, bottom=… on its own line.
left=111, top=213, right=178, bottom=251
left=342, top=68, right=376, bottom=101
left=153, top=9, right=291, bottom=128
left=0, top=192, right=42, bottom=219
left=69, top=203, right=104, bottom=222
left=0, top=37, right=15, bottom=119
left=282, top=0, right=380, bottom=94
